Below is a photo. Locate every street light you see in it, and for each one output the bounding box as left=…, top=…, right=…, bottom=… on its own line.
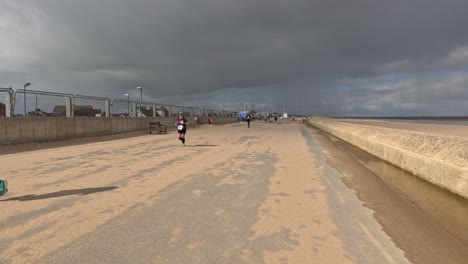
left=136, top=86, right=142, bottom=117
left=23, top=83, right=31, bottom=116
left=124, top=93, right=130, bottom=116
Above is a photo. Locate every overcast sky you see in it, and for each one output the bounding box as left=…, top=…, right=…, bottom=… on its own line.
left=1, top=0, right=468, bottom=116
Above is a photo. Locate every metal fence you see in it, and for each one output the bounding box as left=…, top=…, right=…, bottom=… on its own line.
left=0, top=86, right=238, bottom=118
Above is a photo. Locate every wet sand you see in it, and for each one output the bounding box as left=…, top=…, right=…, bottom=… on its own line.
left=1, top=121, right=465, bottom=263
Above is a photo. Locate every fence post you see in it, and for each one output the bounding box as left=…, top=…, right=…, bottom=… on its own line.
left=166, top=105, right=172, bottom=117
left=4, top=87, right=13, bottom=117
left=65, top=97, right=72, bottom=117
left=109, top=100, right=113, bottom=117
left=105, top=100, right=111, bottom=117
left=132, top=102, right=137, bottom=117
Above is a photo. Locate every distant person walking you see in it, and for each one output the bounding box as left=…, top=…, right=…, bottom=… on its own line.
left=175, top=112, right=188, bottom=147
left=246, top=114, right=252, bottom=128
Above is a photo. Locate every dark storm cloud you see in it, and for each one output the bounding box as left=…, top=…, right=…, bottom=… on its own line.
left=2, top=0, right=468, bottom=115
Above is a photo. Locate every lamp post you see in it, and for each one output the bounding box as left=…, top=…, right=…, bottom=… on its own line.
left=124, top=93, right=130, bottom=116
left=136, top=86, right=142, bottom=117
left=23, top=83, right=31, bottom=116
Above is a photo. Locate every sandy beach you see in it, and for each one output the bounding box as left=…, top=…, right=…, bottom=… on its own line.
left=339, top=119, right=468, bottom=138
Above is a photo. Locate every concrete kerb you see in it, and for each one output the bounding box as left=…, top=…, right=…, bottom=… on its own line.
left=307, top=117, right=468, bottom=199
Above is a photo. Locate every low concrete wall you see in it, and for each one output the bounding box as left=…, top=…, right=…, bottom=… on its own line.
left=0, top=116, right=239, bottom=145
left=307, top=117, right=468, bottom=199
left=0, top=116, right=204, bottom=145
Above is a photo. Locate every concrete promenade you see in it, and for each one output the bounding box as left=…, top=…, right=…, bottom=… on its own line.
left=0, top=121, right=466, bottom=263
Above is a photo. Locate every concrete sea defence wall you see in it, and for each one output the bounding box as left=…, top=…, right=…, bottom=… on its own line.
left=307, top=117, right=468, bottom=199
left=0, top=116, right=237, bottom=145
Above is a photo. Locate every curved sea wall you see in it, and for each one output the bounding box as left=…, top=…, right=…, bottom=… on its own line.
left=308, top=117, right=468, bottom=199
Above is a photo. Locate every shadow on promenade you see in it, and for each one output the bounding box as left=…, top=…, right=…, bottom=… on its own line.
left=186, top=145, right=219, bottom=147
left=0, top=187, right=118, bottom=202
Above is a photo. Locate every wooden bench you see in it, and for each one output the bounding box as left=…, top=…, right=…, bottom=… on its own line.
left=149, top=121, right=167, bottom=134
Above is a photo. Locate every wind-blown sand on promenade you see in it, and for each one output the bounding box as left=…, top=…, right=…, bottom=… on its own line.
left=0, top=121, right=416, bottom=264
left=0, top=122, right=351, bottom=263
left=0, top=130, right=150, bottom=156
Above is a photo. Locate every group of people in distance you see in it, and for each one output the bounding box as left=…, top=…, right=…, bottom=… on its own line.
left=174, top=112, right=249, bottom=148
left=246, top=113, right=281, bottom=128
left=174, top=112, right=288, bottom=146
left=262, top=114, right=278, bottom=123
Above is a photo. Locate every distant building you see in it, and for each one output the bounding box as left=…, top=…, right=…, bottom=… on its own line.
left=94, top=109, right=102, bottom=117
left=50, top=105, right=168, bottom=117
left=139, top=106, right=169, bottom=117
left=140, top=107, right=153, bottom=117
left=52, top=106, right=66, bottom=117
left=157, top=106, right=170, bottom=117
left=52, top=105, right=96, bottom=117
left=27, top=109, right=48, bottom=117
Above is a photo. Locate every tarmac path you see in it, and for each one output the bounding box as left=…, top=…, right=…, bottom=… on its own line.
left=0, top=121, right=412, bottom=263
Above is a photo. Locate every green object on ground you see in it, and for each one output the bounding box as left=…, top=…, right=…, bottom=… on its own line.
left=0, top=178, right=8, bottom=196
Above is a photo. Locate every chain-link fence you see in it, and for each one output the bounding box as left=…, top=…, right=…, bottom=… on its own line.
left=0, top=87, right=238, bottom=118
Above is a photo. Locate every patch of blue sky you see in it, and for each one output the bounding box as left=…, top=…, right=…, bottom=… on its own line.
left=333, top=74, right=408, bottom=92
left=401, top=66, right=468, bottom=80
left=338, top=67, right=468, bottom=93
